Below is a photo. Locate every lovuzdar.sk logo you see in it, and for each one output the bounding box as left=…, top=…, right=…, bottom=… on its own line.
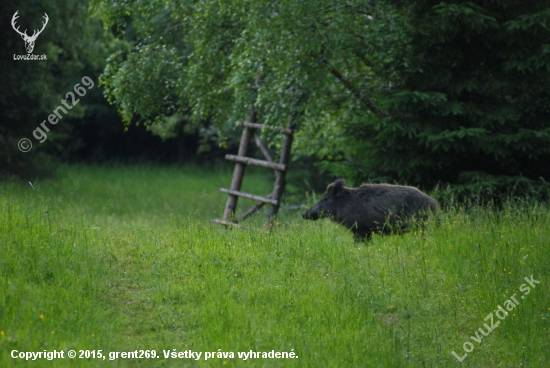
left=11, top=10, right=48, bottom=61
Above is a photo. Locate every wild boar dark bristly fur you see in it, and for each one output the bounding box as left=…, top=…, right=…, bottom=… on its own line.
left=302, top=179, right=439, bottom=241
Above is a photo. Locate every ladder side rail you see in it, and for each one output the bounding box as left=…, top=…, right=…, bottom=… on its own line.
left=223, top=111, right=256, bottom=221
left=265, top=115, right=295, bottom=228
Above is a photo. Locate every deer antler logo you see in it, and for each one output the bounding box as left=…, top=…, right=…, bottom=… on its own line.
left=11, top=11, right=49, bottom=54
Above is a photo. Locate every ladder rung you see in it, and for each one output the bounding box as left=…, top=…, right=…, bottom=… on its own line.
left=238, top=121, right=293, bottom=135
left=221, top=188, right=278, bottom=205
left=225, top=155, right=286, bottom=171
left=213, top=219, right=249, bottom=230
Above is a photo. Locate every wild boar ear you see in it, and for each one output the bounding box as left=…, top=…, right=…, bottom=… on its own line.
left=333, top=179, right=345, bottom=197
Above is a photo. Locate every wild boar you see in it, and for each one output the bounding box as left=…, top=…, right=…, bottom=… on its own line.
left=302, top=179, right=438, bottom=241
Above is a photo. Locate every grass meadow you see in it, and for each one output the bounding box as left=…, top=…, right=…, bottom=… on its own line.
left=1, top=164, right=549, bottom=367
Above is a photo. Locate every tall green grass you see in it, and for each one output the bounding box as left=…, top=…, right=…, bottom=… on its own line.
left=1, top=165, right=548, bottom=367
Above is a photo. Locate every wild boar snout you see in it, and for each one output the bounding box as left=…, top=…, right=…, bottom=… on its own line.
left=302, top=208, right=319, bottom=220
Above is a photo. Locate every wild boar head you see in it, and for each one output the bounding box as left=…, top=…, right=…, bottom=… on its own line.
left=302, top=179, right=346, bottom=221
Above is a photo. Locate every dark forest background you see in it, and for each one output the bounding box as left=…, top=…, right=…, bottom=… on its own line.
left=2, top=0, right=549, bottom=200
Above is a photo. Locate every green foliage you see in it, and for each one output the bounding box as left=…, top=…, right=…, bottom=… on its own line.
left=91, top=0, right=407, bottom=173
left=93, top=0, right=550, bottom=198
left=1, top=165, right=549, bottom=367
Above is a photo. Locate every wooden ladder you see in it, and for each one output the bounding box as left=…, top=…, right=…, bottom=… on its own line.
left=213, top=111, right=295, bottom=230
